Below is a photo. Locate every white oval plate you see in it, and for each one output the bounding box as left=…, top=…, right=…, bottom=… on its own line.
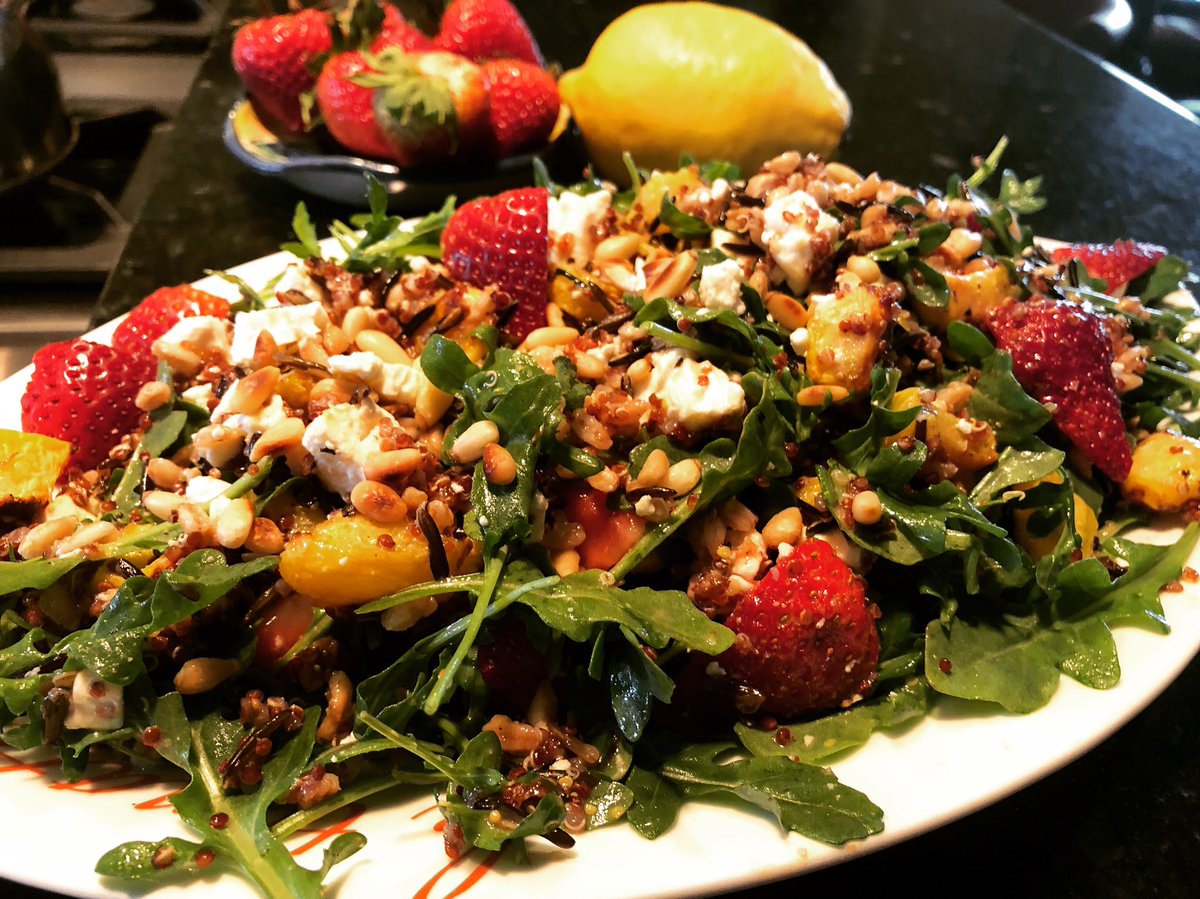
left=2, top=247, right=1199, bottom=899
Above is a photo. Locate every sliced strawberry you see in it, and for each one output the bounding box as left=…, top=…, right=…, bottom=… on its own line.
left=561, top=484, right=647, bottom=571
left=480, top=58, right=560, bottom=159
left=112, top=285, right=231, bottom=360
left=719, top=539, right=880, bottom=719
left=232, top=9, right=332, bottom=133
left=315, top=50, right=396, bottom=160
left=371, top=4, right=435, bottom=53
left=433, top=0, right=544, bottom=66
left=441, top=186, right=550, bottom=341
left=21, top=339, right=156, bottom=471
left=1050, top=240, right=1168, bottom=294
left=985, top=297, right=1132, bottom=481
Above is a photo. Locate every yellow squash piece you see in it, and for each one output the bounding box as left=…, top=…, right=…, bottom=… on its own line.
left=1013, top=494, right=1099, bottom=561
left=918, top=260, right=1016, bottom=332
left=1124, top=432, right=1200, bottom=512
left=559, top=2, right=851, bottom=183
left=805, top=283, right=891, bottom=392
left=0, top=430, right=71, bottom=505
left=279, top=512, right=478, bottom=608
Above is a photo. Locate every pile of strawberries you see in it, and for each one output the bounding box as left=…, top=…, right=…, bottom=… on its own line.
left=231, top=0, right=561, bottom=168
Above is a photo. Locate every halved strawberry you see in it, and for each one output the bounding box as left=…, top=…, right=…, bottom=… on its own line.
left=719, top=539, right=880, bottom=719
left=480, top=58, right=560, bottom=159
left=232, top=8, right=332, bottom=133
left=985, top=297, right=1132, bottom=481
left=441, top=186, right=550, bottom=341
left=433, top=0, right=544, bottom=66
left=21, top=339, right=157, bottom=471
left=1050, top=240, right=1168, bottom=294
left=112, top=285, right=231, bottom=360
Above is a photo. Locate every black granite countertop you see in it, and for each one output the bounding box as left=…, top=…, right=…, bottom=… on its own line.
left=10, top=1, right=1200, bottom=897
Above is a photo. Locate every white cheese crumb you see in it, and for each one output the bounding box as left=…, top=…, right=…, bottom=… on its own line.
left=275, top=263, right=327, bottom=304
left=157, top=315, right=232, bottom=363
left=230, top=303, right=328, bottom=368
left=301, top=399, right=401, bottom=499
left=548, top=189, right=612, bottom=267
left=632, top=349, right=746, bottom=431
left=697, top=258, right=746, bottom=315
left=64, top=669, right=124, bottom=731
left=760, top=188, right=840, bottom=294
left=789, top=327, right=809, bottom=355
left=327, top=352, right=427, bottom=406
left=185, top=475, right=235, bottom=518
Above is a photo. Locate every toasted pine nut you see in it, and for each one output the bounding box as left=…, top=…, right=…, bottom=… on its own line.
left=380, top=596, right=439, bottom=632
left=450, top=420, right=500, bottom=463
left=363, top=448, right=425, bottom=482
left=626, top=358, right=652, bottom=392
left=483, top=714, right=542, bottom=754
left=586, top=466, right=620, bottom=493
left=147, top=457, right=186, bottom=489
left=860, top=203, right=888, bottom=229
left=135, top=380, right=172, bottom=412
left=545, top=303, right=566, bottom=327
left=594, top=232, right=641, bottom=262
left=142, top=490, right=185, bottom=521
left=174, top=658, right=240, bottom=695
left=18, top=516, right=79, bottom=560
left=401, top=487, right=428, bottom=509
left=224, top=366, right=280, bottom=416
left=824, top=161, right=863, bottom=185
left=249, top=417, right=304, bottom=463
left=251, top=330, right=280, bottom=369
left=765, top=291, right=808, bottom=331
left=845, top=254, right=882, bottom=284
left=215, top=496, right=254, bottom=549
left=351, top=480, right=408, bottom=524
left=192, top=425, right=243, bottom=468
left=426, top=499, right=454, bottom=532
left=309, top=378, right=353, bottom=409
left=573, top=351, right=606, bottom=381
left=153, top=339, right=201, bottom=376
left=53, top=520, right=117, bottom=557
left=796, top=385, right=850, bottom=406
left=298, top=337, right=330, bottom=367
left=643, top=252, right=696, bottom=302
left=762, top=507, right=805, bottom=548
left=340, top=306, right=373, bottom=341
left=551, top=548, right=581, bottom=577
left=571, top=411, right=613, bottom=451
left=851, top=490, right=883, bottom=526
left=323, top=324, right=351, bottom=356
left=665, top=458, right=703, bottom=496
left=317, top=670, right=354, bottom=743
left=356, top=329, right=411, bottom=364
left=176, top=503, right=213, bottom=539
left=941, top=227, right=984, bottom=266
left=244, top=517, right=285, bottom=555
left=482, top=443, right=517, bottom=486
left=520, top=326, right=580, bottom=351
left=634, top=449, right=670, bottom=488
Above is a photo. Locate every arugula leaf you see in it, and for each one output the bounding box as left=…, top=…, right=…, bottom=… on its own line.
left=997, top=169, right=1046, bottom=215
left=623, top=766, right=682, bottom=839
left=656, top=743, right=884, bottom=844
left=969, top=439, right=1065, bottom=508
left=0, top=523, right=179, bottom=597
left=281, top=202, right=323, bottom=260
left=609, top=628, right=674, bottom=741
left=658, top=194, right=712, bottom=240
left=441, top=791, right=566, bottom=855
left=586, top=778, right=636, bottom=828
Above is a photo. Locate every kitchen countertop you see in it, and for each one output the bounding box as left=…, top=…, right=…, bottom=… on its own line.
left=10, top=1, right=1200, bottom=897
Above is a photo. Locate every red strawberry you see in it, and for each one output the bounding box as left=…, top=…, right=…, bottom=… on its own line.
left=370, top=50, right=489, bottom=167
left=232, top=9, right=332, bottom=133
left=1050, top=240, right=1168, bottom=294
left=316, top=51, right=395, bottom=160
left=371, top=4, right=434, bottom=53
left=112, top=285, right=230, bottom=361
left=441, top=186, right=550, bottom=341
left=480, top=59, right=560, bottom=159
left=718, top=539, right=880, bottom=719
left=985, top=297, right=1132, bottom=481
left=477, top=618, right=546, bottom=711
left=21, top=339, right=157, bottom=471
left=433, top=0, right=544, bottom=66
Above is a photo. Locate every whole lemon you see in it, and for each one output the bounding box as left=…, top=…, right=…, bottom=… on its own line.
left=559, top=2, right=851, bottom=182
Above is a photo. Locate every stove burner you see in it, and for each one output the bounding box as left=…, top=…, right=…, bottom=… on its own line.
left=29, top=0, right=223, bottom=51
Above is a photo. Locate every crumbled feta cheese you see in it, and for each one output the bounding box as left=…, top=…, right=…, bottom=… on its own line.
left=327, top=352, right=426, bottom=406
left=711, top=178, right=731, bottom=201
left=607, top=256, right=646, bottom=294
left=789, top=327, right=810, bottom=355
left=760, top=188, right=840, bottom=293
left=548, top=189, right=612, bottom=266
left=697, top=258, right=746, bottom=314
left=64, top=669, right=123, bottom=731
left=632, top=349, right=746, bottom=431
left=157, top=315, right=232, bottom=362
left=180, top=383, right=215, bottom=409
left=213, top=393, right=289, bottom=439
left=275, top=264, right=327, bottom=304
left=230, top=303, right=328, bottom=368
left=186, top=475, right=235, bottom=518
left=302, top=399, right=401, bottom=498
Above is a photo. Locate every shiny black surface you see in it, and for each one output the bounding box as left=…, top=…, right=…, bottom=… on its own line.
left=7, top=1, right=1198, bottom=897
